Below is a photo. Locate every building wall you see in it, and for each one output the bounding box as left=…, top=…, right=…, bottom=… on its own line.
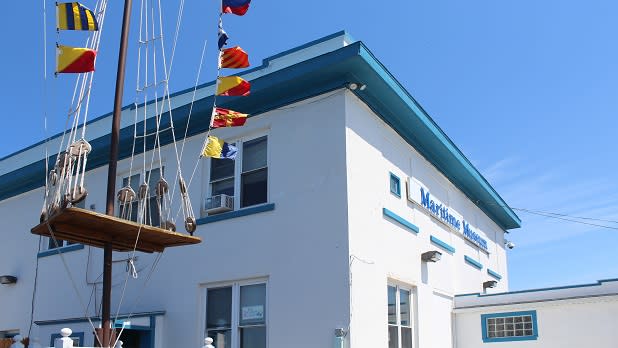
left=454, top=295, right=618, bottom=348
left=0, top=91, right=352, bottom=348
left=343, top=91, right=509, bottom=348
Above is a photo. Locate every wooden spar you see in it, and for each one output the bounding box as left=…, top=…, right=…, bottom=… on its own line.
left=104, top=0, right=133, bottom=346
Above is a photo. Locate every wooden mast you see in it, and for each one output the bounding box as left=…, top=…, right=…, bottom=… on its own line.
left=31, top=1, right=201, bottom=345
left=103, top=0, right=133, bottom=346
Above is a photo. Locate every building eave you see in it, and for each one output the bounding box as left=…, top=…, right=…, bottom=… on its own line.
left=0, top=32, right=520, bottom=230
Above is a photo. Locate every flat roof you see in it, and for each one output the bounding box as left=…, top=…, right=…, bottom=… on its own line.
left=455, top=278, right=618, bottom=309
left=0, top=31, right=520, bottom=230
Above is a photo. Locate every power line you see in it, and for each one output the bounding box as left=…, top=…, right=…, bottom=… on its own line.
left=511, top=207, right=618, bottom=225
left=515, top=209, right=618, bottom=231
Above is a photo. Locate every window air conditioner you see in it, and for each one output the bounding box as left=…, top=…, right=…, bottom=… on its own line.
left=205, top=194, right=234, bottom=214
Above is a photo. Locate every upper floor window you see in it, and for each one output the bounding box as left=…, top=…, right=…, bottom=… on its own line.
left=388, top=284, right=414, bottom=348
left=208, top=136, right=268, bottom=213
left=482, top=311, right=538, bottom=342
left=390, top=173, right=401, bottom=197
left=119, top=167, right=163, bottom=226
left=46, top=200, right=84, bottom=250
left=205, top=281, right=266, bottom=348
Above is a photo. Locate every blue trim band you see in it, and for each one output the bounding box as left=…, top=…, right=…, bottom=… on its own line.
left=430, top=235, right=456, bottom=253
left=37, top=244, right=84, bottom=258
left=35, top=311, right=166, bottom=326
left=481, top=310, right=538, bottom=343
left=389, top=172, right=401, bottom=197
left=487, top=269, right=502, bottom=280
left=196, top=203, right=275, bottom=225
left=383, top=208, right=419, bottom=234
left=464, top=255, right=483, bottom=270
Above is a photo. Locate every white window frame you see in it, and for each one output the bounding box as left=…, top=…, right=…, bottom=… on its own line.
left=206, top=134, right=269, bottom=213
left=388, top=283, right=415, bottom=348
left=201, top=278, right=268, bottom=348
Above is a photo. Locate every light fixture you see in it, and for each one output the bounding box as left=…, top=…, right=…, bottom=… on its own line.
left=0, top=275, right=17, bottom=284
left=347, top=83, right=367, bottom=91
left=483, top=280, right=498, bottom=289
left=421, top=250, right=442, bottom=262
left=504, top=240, right=515, bottom=249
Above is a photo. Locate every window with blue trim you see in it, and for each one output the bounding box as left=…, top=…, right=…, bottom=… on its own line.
left=390, top=173, right=401, bottom=197
left=481, top=311, right=538, bottom=342
left=207, top=136, right=268, bottom=216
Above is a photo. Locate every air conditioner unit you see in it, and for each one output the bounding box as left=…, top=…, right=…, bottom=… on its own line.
left=205, top=194, right=234, bottom=214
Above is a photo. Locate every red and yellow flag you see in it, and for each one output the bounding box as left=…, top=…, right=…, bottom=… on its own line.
left=216, top=76, right=250, bottom=96
left=56, top=45, right=96, bottom=73
left=220, top=46, right=249, bottom=69
left=212, top=107, right=248, bottom=128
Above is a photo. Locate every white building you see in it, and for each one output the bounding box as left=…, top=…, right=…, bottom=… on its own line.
left=454, top=278, right=618, bottom=347
left=1, top=32, right=530, bottom=348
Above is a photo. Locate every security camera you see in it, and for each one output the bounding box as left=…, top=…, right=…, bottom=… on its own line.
left=505, top=240, right=515, bottom=249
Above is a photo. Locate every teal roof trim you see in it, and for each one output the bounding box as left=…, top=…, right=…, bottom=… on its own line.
left=0, top=32, right=520, bottom=230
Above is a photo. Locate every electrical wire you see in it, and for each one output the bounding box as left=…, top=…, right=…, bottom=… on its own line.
left=511, top=207, right=618, bottom=225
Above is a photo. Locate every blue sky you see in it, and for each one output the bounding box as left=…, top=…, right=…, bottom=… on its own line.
left=1, top=1, right=617, bottom=291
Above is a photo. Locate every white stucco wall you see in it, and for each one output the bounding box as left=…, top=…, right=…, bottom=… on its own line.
left=0, top=88, right=517, bottom=348
left=0, top=91, right=352, bottom=348
left=343, top=91, right=509, bottom=348
left=454, top=295, right=618, bottom=348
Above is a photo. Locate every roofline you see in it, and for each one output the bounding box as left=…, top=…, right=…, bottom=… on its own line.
left=455, top=278, right=618, bottom=298
left=0, top=31, right=520, bottom=229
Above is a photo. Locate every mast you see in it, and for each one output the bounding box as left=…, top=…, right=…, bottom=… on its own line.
left=104, top=0, right=133, bottom=346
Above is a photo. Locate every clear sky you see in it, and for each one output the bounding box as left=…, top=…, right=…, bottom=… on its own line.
left=1, top=0, right=617, bottom=291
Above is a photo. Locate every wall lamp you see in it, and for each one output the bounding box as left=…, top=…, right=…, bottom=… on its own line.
left=421, top=250, right=442, bottom=262
left=483, top=280, right=498, bottom=289
left=347, top=83, right=366, bottom=91
left=0, top=275, right=17, bottom=284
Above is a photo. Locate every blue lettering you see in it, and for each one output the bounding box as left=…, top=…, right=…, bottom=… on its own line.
left=462, top=221, right=488, bottom=251
left=420, top=188, right=430, bottom=208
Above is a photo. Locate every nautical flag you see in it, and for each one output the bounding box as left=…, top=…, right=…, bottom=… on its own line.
left=220, top=46, right=250, bottom=69
left=218, top=28, right=229, bottom=50
left=56, top=45, right=97, bottom=74
left=203, top=136, right=238, bottom=159
left=222, top=0, right=251, bottom=16
left=212, top=107, right=248, bottom=128
left=57, top=2, right=99, bottom=31
left=217, top=76, right=251, bottom=96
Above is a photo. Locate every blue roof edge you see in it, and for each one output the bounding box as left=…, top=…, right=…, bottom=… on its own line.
left=1, top=31, right=520, bottom=230
left=456, top=278, right=618, bottom=298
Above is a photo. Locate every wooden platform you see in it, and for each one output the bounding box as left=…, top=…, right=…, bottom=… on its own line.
left=31, top=207, right=201, bottom=253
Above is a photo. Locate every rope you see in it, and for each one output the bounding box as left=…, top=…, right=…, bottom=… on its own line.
left=112, top=252, right=163, bottom=348
left=45, top=223, right=102, bottom=347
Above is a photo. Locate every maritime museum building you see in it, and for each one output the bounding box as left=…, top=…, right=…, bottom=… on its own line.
left=2, top=32, right=606, bottom=348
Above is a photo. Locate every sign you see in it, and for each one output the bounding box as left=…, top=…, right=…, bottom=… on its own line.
left=241, top=305, right=264, bottom=321
left=407, top=178, right=489, bottom=252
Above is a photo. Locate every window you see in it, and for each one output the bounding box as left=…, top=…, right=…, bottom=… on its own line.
left=481, top=311, right=538, bottom=343
left=208, top=136, right=268, bottom=213
left=119, top=167, right=163, bottom=226
left=390, top=173, right=401, bottom=197
left=51, top=331, right=84, bottom=347
left=388, top=284, right=414, bottom=348
left=46, top=200, right=84, bottom=250
left=205, top=281, right=266, bottom=348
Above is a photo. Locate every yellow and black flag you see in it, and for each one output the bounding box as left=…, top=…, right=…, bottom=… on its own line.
left=57, top=2, right=99, bottom=31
